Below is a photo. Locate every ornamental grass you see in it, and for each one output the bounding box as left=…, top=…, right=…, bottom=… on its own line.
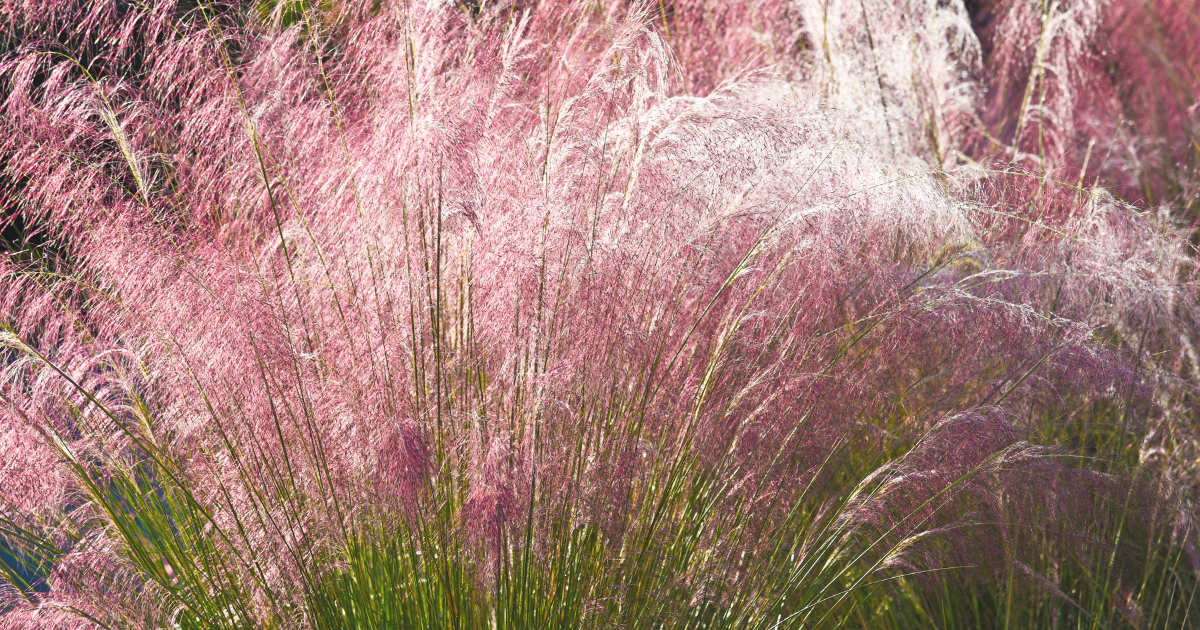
left=1, top=1, right=1198, bottom=628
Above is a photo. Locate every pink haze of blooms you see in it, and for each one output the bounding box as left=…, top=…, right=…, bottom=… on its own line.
left=0, top=0, right=1196, bottom=627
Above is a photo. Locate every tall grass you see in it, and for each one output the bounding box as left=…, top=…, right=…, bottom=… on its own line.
left=0, top=1, right=1197, bottom=628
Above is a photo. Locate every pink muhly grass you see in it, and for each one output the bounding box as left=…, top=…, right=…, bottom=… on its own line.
left=0, top=0, right=1196, bottom=628
left=969, top=0, right=1200, bottom=208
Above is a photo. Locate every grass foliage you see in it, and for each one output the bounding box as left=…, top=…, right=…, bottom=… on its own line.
left=0, top=1, right=1198, bottom=628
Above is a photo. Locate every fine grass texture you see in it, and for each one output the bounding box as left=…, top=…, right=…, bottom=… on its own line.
left=0, top=1, right=1197, bottom=628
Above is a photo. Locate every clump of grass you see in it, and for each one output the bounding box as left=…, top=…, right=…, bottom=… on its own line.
left=0, top=1, right=1197, bottom=628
